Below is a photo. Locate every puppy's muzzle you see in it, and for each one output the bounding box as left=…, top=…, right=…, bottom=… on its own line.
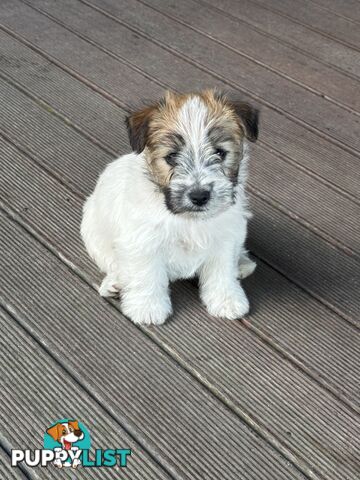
left=188, top=188, right=211, bottom=207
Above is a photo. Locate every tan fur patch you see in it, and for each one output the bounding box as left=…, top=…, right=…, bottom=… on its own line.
left=144, top=90, right=244, bottom=186
left=144, top=91, right=186, bottom=187
left=126, top=90, right=257, bottom=187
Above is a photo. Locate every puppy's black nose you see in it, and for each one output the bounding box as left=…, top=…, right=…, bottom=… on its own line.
left=189, top=189, right=211, bottom=206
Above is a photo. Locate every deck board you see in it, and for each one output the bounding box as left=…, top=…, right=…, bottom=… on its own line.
left=0, top=210, right=308, bottom=480
left=310, top=0, right=360, bottom=22
left=137, top=0, right=360, bottom=112
left=2, top=0, right=360, bottom=197
left=204, top=0, right=360, bottom=77
left=0, top=0, right=359, bottom=478
left=252, top=0, right=360, bottom=48
left=24, top=0, right=360, bottom=153
left=0, top=308, right=172, bottom=480
left=0, top=448, right=27, bottom=480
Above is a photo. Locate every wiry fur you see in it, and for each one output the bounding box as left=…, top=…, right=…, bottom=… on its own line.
left=81, top=90, right=258, bottom=325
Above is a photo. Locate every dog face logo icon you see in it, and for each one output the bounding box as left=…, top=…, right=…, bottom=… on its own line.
left=44, top=419, right=90, bottom=469
left=47, top=420, right=84, bottom=450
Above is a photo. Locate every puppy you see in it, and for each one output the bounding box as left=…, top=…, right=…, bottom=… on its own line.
left=81, top=90, right=258, bottom=325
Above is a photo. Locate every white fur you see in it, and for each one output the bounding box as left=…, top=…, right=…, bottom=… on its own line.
left=81, top=150, right=255, bottom=325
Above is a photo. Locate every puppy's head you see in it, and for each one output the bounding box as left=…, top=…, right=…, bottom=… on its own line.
left=126, top=90, right=259, bottom=217
left=46, top=421, right=84, bottom=446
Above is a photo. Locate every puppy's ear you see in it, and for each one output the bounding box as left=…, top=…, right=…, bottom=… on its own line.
left=46, top=423, right=61, bottom=441
left=231, top=100, right=259, bottom=142
left=68, top=420, right=80, bottom=431
left=125, top=102, right=159, bottom=153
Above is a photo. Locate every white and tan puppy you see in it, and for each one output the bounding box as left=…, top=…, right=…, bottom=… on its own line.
left=81, top=90, right=258, bottom=325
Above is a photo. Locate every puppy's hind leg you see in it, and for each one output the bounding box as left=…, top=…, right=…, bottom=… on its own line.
left=81, top=195, right=117, bottom=274
left=238, top=251, right=256, bottom=279
left=99, top=272, right=121, bottom=298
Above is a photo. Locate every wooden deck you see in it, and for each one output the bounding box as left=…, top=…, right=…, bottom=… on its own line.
left=0, top=0, right=359, bottom=478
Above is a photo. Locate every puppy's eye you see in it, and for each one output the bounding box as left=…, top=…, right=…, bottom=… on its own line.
left=215, top=148, right=227, bottom=160
left=165, top=152, right=177, bottom=166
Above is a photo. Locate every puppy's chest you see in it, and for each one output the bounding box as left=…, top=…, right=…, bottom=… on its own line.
left=165, top=233, right=213, bottom=280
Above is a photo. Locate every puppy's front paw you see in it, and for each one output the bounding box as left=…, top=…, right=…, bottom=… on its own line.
left=121, top=294, right=172, bottom=326
left=203, top=287, right=249, bottom=320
